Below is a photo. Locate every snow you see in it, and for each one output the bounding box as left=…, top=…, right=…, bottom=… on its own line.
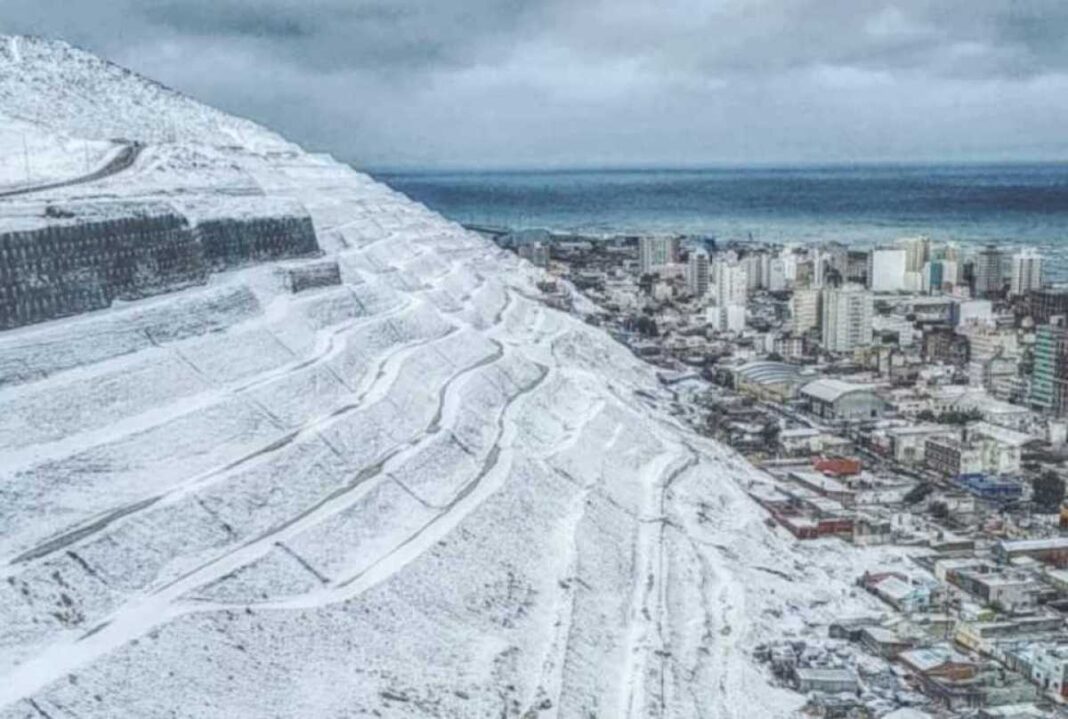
left=0, top=34, right=927, bottom=718
left=0, top=114, right=118, bottom=190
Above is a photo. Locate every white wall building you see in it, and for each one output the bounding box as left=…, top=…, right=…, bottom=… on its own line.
left=822, top=285, right=873, bottom=353
left=706, top=304, right=746, bottom=333
left=868, top=248, right=907, bottom=292
left=638, top=236, right=679, bottom=275
left=897, top=236, right=931, bottom=273
left=1010, top=248, right=1043, bottom=297
left=713, top=258, right=748, bottom=307
left=953, top=299, right=994, bottom=328
left=742, top=253, right=766, bottom=290
left=767, top=257, right=786, bottom=292
left=792, top=288, right=821, bottom=334
left=780, top=247, right=798, bottom=285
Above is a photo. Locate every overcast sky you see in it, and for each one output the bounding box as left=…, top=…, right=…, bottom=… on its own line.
left=4, top=0, right=1068, bottom=169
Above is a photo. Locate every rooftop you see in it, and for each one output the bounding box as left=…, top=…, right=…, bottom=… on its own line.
left=800, top=378, right=878, bottom=403
left=999, top=537, right=1068, bottom=553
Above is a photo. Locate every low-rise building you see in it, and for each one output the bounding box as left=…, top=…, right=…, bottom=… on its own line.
left=888, top=424, right=961, bottom=465
left=862, top=572, right=934, bottom=613
left=859, top=625, right=913, bottom=659
left=925, top=436, right=983, bottom=478
left=1027, top=644, right=1068, bottom=699
left=794, top=667, right=859, bottom=695
left=800, top=378, right=886, bottom=423
left=967, top=422, right=1034, bottom=475
left=996, top=538, right=1068, bottom=567
left=948, top=568, right=1041, bottom=613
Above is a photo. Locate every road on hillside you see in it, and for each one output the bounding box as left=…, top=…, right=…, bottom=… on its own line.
left=0, top=141, right=144, bottom=199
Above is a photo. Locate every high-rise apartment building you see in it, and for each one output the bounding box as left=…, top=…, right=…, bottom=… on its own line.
left=686, top=250, right=710, bottom=298
left=1030, top=317, right=1068, bottom=416
left=897, top=236, right=931, bottom=273
left=791, top=288, right=822, bottom=334
left=821, top=285, right=873, bottom=353
left=1010, top=249, right=1042, bottom=297
left=974, top=245, right=1006, bottom=297
left=713, top=258, right=748, bottom=308
left=638, top=236, right=680, bottom=275
left=868, top=248, right=907, bottom=292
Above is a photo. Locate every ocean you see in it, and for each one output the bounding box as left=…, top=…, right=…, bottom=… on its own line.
left=375, top=164, right=1068, bottom=282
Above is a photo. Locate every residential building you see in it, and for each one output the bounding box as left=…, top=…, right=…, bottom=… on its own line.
left=887, top=425, right=961, bottom=465
left=766, top=257, right=786, bottom=292
left=712, top=257, right=747, bottom=307
left=742, top=252, right=766, bottom=290
left=898, top=235, right=931, bottom=273
left=925, top=436, right=983, bottom=478
left=951, top=299, right=994, bottom=328
left=1010, top=249, right=1043, bottom=297
left=868, top=248, right=907, bottom=292
left=948, top=568, right=1040, bottom=613
left=1028, top=287, right=1068, bottom=324
left=638, top=236, right=679, bottom=274
left=923, top=259, right=958, bottom=294
left=707, top=304, right=746, bottom=333
left=794, top=668, right=859, bottom=695
left=821, top=285, right=873, bottom=353
left=974, top=245, right=1006, bottom=297
left=923, top=328, right=969, bottom=367
left=791, top=288, right=821, bottom=334
left=686, top=250, right=710, bottom=298
left=995, top=538, right=1068, bottom=567
left=1029, top=317, right=1068, bottom=416
left=968, top=422, right=1032, bottom=474
left=1027, top=645, right=1068, bottom=699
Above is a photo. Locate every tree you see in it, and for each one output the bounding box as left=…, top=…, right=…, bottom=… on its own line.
left=916, top=409, right=936, bottom=422
left=636, top=316, right=658, bottom=337
left=936, top=408, right=983, bottom=426
left=1033, top=471, right=1066, bottom=514
left=761, top=421, right=781, bottom=451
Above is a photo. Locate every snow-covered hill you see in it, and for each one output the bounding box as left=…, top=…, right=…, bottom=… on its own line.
left=0, top=36, right=894, bottom=719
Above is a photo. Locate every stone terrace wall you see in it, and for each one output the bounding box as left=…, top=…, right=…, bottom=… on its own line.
left=198, top=216, right=319, bottom=271
left=0, top=211, right=320, bottom=330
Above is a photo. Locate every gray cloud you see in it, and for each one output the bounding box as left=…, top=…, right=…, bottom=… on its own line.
left=2, top=0, right=1068, bottom=167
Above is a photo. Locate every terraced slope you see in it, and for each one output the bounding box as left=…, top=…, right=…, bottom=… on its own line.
left=0, top=36, right=892, bottom=719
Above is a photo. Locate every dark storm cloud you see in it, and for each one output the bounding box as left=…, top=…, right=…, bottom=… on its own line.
left=2, top=1, right=1068, bottom=166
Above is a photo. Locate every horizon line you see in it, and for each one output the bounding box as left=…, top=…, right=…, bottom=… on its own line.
left=358, top=157, right=1068, bottom=175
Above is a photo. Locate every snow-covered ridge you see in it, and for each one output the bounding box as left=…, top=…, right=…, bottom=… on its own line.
left=0, top=36, right=890, bottom=719
left=0, top=36, right=291, bottom=150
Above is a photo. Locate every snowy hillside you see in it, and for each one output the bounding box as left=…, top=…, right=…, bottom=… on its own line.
left=0, top=36, right=897, bottom=718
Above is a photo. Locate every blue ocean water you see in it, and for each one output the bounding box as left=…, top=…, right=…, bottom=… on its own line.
left=375, top=164, right=1068, bottom=282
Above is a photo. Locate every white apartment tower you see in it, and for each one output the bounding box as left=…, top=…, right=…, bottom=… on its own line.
left=767, top=257, right=787, bottom=292
left=791, top=288, right=822, bottom=334
left=638, top=236, right=680, bottom=275
left=868, top=248, right=907, bottom=292
left=897, top=236, right=931, bottom=273
left=1010, top=249, right=1042, bottom=297
left=821, top=286, right=874, bottom=353
left=713, top=257, right=748, bottom=307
